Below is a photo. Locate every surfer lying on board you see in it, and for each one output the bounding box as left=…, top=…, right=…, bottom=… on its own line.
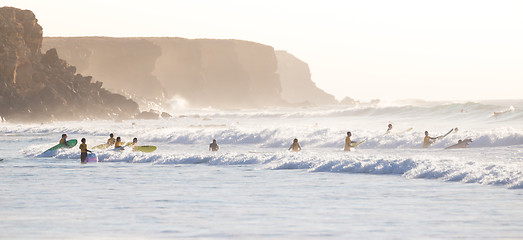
left=79, top=138, right=92, bottom=163
left=344, top=131, right=357, bottom=151
left=445, top=138, right=472, bottom=149
left=423, top=131, right=437, bottom=148
left=289, top=138, right=302, bottom=152
left=59, top=134, right=73, bottom=148
left=209, top=139, right=219, bottom=151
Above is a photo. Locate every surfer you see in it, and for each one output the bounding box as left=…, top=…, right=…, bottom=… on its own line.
left=60, top=134, right=73, bottom=148
left=288, top=138, right=301, bottom=152
left=114, top=137, right=124, bottom=149
left=445, top=138, right=472, bottom=149
left=385, top=124, right=393, bottom=134
left=131, top=138, right=138, bottom=149
left=79, top=138, right=92, bottom=164
left=454, top=127, right=459, bottom=133
left=209, top=139, right=219, bottom=151
left=344, top=131, right=356, bottom=151
left=107, top=133, right=116, bottom=147
left=423, top=131, right=437, bottom=148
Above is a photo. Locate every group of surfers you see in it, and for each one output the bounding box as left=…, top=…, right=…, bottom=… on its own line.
left=288, top=124, right=472, bottom=152
left=57, top=124, right=472, bottom=162
left=59, top=133, right=139, bottom=163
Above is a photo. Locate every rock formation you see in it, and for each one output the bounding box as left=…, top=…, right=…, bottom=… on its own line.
left=43, top=37, right=339, bottom=108
left=0, top=7, right=139, bottom=122
left=42, top=37, right=165, bottom=100
left=275, top=51, right=338, bottom=105
left=149, top=38, right=284, bottom=108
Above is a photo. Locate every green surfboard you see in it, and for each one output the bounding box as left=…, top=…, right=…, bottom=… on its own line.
left=44, top=139, right=78, bottom=153
left=133, top=146, right=157, bottom=153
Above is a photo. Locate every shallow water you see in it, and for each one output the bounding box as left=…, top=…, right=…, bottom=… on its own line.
left=2, top=159, right=523, bottom=239
left=1, top=101, right=523, bottom=239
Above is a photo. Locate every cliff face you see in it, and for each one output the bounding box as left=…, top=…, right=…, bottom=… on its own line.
left=42, top=37, right=337, bottom=109
left=44, top=37, right=285, bottom=108
left=275, top=51, right=338, bottom=105
left=149, top=38, right=283, bottom=108
left=42, top=37, right=165, bottom=99
left=0, top=7, right=139, bottom=122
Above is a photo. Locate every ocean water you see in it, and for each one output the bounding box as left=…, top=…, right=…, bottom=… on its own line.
left=1, top=100, right=523, bottom=239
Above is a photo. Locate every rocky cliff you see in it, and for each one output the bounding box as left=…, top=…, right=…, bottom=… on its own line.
left=0, top=7, right=139, bottom=122
left=43, top=37, right=338, bottom=108
left=275, top=51, right=338, bottom=105
left=44, top=37, right=285, bottom=108
left=148, top=38, right=284, bottom=108
left=42, top=37, right=165, bottom=100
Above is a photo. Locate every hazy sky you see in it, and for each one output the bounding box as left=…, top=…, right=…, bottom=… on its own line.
left=2, top=0, right=522, bottom=101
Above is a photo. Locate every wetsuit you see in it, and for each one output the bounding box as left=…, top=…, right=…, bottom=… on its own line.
left=80, top=143, right=88, bottom=163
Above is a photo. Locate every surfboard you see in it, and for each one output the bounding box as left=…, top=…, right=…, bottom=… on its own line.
left=134, top=146, right=157, bottom=153
left=351, top=140, right=366, bottom=148
left=85, top=153, right=98, bottom=163
left=44, top=139, right=78, bottom=153
left=437, top=129, right=454, bottom=139
left=92, top=143, right=110, bottom=150
left=445, top=139, right=472, bottom=149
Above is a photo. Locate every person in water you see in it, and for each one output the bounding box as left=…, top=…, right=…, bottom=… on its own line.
left=288, top=138, right=302, bottom=152
left=386, top=124, right=393, bottom=134
left=209, top=139, right=219, bottom=151
left=344, top=131, right=357, bottom=151
left=60, top=134, right=73, bottom=148
left=114, top=137, right=123, bottom=149
left=79, top=138, right=92, bottom=164
left=423, top=131, right=437, bottom=148
left=107, top=133, right=116, bottom=147
left=131, top=138, right=138, bottom=149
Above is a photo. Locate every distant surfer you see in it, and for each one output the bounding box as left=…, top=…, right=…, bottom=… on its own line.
left=131, top=138, right=138, bottom=149
left=107, top=133, right=116, bottom=147
left=209, top=139, right=219, bottom=151
left=60, top=134, right=73, bottom=148
left=114, top=137, right=123, bottom=150
left=454, top=127, right=459, bottom=133
left=492, top=106, right=515, bottom=118
left=288, top=138, right=301, bottom=152
left=385, top=124, right=393, bottom=134
left=423, top=131, right=437, bottom=148
left=79, top=138, right=92, bottom=164
left=445, top=138, right=472, bottom=149
left=344, top=131, right=356, bottom=151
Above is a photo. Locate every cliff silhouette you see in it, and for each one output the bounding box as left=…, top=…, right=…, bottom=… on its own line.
left=0, top=7, right=139, bottom=122
left=43, top=37, right=339, bottom=108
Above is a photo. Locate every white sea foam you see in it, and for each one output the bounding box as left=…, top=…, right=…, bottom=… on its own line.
left=6, top=100, right=523, bottom=189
